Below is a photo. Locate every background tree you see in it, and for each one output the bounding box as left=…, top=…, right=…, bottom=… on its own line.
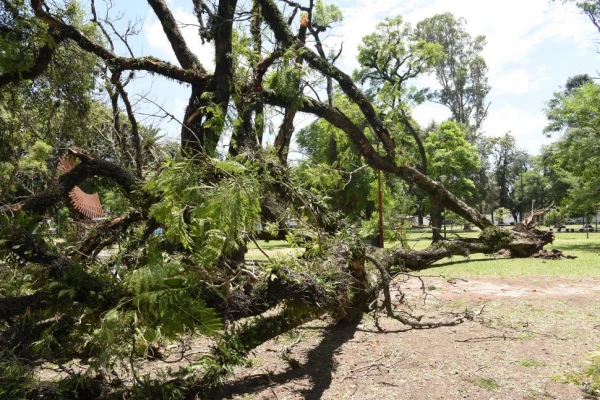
left=425, top=121, right=479, bottom=238
left=543, top=77, right=600, bottom=219
left=488, top=133, right=530, bottom=221
left=354, top=16, right=445, bottom=227
left=296, top=95, right=375, bottom=221
left=415, top=12, right=491, bottom=137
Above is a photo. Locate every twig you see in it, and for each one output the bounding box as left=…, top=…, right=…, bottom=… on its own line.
left=455, top=335, right=518, bottom=342
left=365, top=254, right=393, bottom=317
left=249, top=235, right=271, bottom=262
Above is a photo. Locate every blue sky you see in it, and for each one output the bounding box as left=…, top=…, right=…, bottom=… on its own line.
left=93, top=0, right=599, bottom=156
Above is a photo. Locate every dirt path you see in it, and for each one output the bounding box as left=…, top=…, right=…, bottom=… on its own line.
left=219, top=276, right=600, bottom=399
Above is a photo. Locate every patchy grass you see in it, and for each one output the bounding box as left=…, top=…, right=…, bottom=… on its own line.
left=423, top=232, right=600, bottom=277
left=473, top=377, right=499, bottom=391
left=518, top=359, right=545, bottom=368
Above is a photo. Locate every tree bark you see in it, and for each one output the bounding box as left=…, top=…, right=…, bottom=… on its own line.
left=0, top=292, right=47, bottom=320
left=4, top=148, right=141, bottom=216
left=273, top=21, right=307, bottom=164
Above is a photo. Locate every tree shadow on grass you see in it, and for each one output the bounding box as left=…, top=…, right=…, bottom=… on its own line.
left=431, top=257, right=499, bottom=268
left=551, top=243, right=600, bottom=253
left=213, top=319, right=361, bottom=400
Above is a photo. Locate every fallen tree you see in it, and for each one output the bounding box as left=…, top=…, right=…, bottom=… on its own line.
left=0, top=0, right=558, bottom=396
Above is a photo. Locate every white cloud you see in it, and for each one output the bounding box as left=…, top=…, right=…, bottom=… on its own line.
left=412, top=102, right=553, bottom=155
left=481, top=105, right=551, bottom=153
left=411, top=102, right=452, bottom=127
left=143, top=9, right=214, bottom=72
left=331, top=0, right=595, bottom=77
left=491, top=67, right=550, bottom=95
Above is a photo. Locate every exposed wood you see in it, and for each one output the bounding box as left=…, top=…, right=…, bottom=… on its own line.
left=4, top=148, right=141, bottom=216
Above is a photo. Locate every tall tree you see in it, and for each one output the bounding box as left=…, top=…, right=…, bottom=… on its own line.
left=415, top=13, right=491, bottom=137
left=545, top=78, right=600, bottom=135
left=542, top=71, right=600, bottom=222
left=488, top=133, right=530, bottom=221
left=425, top=121, right=479, bottom=238
left=354, top=15, right=445, bottom=174
left=354, top=15, right=445, bottom=228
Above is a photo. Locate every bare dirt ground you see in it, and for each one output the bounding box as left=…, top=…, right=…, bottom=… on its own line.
left=214, top=275, right=600, bottom=400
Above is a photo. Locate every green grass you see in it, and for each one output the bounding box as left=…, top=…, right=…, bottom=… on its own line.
left=246, top=239, right=302, bottom=261
left=473, top=377, right=499, bottom=391
left=422, top=231, right=600, bottom=277
left=246, top=230, right=600, bottom=277
left=518, top=359, right=544, bottom=368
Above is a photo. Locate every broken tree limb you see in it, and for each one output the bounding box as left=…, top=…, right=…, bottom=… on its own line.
left=30, top=0, right=209, bottom=84
left=3, top=148, right=141, bottom=216
left=369, top=227, right=554, bottom=272
left=0, top=292, right=47, bottom=320
left=263, top=90, right=494, bottom=230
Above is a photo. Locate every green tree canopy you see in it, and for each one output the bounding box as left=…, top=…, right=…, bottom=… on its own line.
left=415, top=12, right=490, bottom=135
left=425, top=121, right=479, bottom=199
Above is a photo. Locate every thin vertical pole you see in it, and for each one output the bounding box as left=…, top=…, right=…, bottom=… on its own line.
left=377, top=143, right=384, bottom=248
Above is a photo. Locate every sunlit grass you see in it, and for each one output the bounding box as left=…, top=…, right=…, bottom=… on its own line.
left=248, top=230, right=600, bottom=277
left=423, top=231, right=600, bottom=277
left=246, top=239, right=302, bottom=261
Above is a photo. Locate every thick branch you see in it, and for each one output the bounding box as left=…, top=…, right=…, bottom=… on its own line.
left=30, top=1, right=208, bottom=84
left=147, top=0, right=204, bottom=72
left=114, top=80, right=143, bottom=178
left=0, top=28, right=65, bottom=88
left=375, top=240, right=489, bottom=271
left=274, top=22, right=307, bottom=163
left=5, top=148, right=141, bottom=216
left=75, top=211, right=145, bottom=260
left=207, top=264, right=332, bottom=321
left=399, top=110, right=427, bottom=174
left=0, top=292, right=47, bottom=320
left=258, top=0, right=396, bottom=155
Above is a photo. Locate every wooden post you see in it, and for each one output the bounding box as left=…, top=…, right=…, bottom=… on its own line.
left=377, top=143, right=384, bottom=248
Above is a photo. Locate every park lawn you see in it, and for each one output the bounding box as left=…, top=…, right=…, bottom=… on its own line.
left=246, top=239, right=303, bottom=261
left=248, top=230, right=600, bottom=277
left=423, top=231, right=600, bottom=277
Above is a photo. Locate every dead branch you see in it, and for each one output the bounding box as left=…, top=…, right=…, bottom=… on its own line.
left=3, top=148, right=141, bottom=216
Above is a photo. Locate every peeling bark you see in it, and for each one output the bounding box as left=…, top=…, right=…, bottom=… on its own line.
left=4, top=148, right=141, bottom=216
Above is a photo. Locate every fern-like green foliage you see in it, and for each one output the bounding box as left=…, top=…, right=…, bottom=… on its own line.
left=561, top=349, right=600, bottom=396
left=90, top=239, right=222, bottom=367
left=84, top=156, right=263, bottom=368
left=145, top=157, right=261, bottom=265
